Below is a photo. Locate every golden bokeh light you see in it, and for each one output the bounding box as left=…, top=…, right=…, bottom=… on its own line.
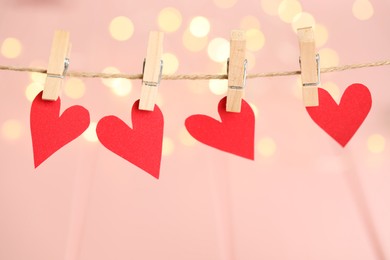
left=321, top=82, right=340, bottom=103
left=352, top=0, right=374, bottom=20
left=179, top=127, right=197, bottom=146
left=246, top=29, right=265, bottom=52
left=1, top=37, right=22, bottom=58
left=158, top=7, right=182, bottom=33
left=367, top=134, right=385, bottom=154
left=249, top=102, right=259, bottom=118
left=1, top=119, right=22, bottom=140
left=30, top=72, right=46, bottom=84
left=64, top=78, right=86, bottom=99
left=111, top=79, right=132, bottom=97
left=101, top=67, right=120, bottom=88
left=213, top=0, right=237, bottom=8
left=292, top=12, right=316, bottom=32
left=83, top=122, right=99, bottom=143
left=246, top=51, right=256, bottom=70
left=25, top=82, right=44, bottom=102
left=162, top=53, right=179, bottom=74
left=318, top=48, right=340, bottom=67
left=207, top=37, right=230, bottom=63
left=162, top=137, right=175, bottom=156
left=209, top=79, right=228, bottom=95
left=278, top=0, right=302, bottom=23
left=182, top=29, right=208, bottom=52
left=189, top=16, right=210, bottom=37
left=219, top=61, right=228, bottom=74
left=257, top=137, right=277, bottom=157
left=261, top=0, right=283, bottom=16
left=109, top=16, right=134, bottom=41
left=315, top=24, right=329, bottom=48
left=240, top=15, right=261, bottom=30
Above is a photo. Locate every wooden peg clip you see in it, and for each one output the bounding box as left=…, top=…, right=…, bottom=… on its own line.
left=298, top=27, right=320, bottom=107
left=139, top=31, right=164, bottom=111
left=226, top=30, right=247, bottom=113
left=42, top=30, right=71, bottom=101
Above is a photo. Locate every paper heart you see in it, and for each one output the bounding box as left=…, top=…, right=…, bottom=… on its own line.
left=185, top=97, right=255, bottom=159
left=30, top=91, right=90, bottom=168
left=96, top=100, right=164, bottom=179
left=306, top=83, right=372, bottom=147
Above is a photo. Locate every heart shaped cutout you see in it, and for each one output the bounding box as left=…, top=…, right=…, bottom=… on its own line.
left=96, top=100, right=164, bottom=179
left=306, top=83, right=372, bottom=147
left=30, top=91, right=90, bottom=168
left=185, top=97, right=255, bottom=159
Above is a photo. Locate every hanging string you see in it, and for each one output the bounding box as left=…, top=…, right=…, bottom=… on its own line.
left=0, top=60, right=389, bottom=80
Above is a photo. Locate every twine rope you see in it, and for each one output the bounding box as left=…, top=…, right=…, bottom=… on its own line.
left=0, top=60, right=389, bottom=80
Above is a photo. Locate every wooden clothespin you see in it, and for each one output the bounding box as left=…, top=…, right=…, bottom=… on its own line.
left=42, top=30, right=71, bottom=101
left=139, top=31, right=164, bottom=111
left=298, top=27, right=320, bottom=107
left=226, top=30, right=247, bottom=113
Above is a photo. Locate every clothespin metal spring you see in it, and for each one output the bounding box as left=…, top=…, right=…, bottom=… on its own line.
left=142, top=59, right=163, bottom=87
left=46, top=58, right=70, bottom=79
left=300, top=54, right=320, bottom=87
left=227, top=58, right=247, bottom=90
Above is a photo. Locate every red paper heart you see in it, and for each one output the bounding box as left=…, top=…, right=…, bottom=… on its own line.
left=96, top=100, right=164, bottom=179
left=30, top=91, right=90, bottom=168
left=306, top=83, right=372, bottom=147
left=185, top=97, right=255, bottom=159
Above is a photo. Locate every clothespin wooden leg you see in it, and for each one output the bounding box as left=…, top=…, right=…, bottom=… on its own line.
left=298, top=27, right=320, bottom=107
left=139, top=31, right=164, bottom=111
left=42, top=30, right=71, bottom=101
left=226, top=30, right=247, bottom=113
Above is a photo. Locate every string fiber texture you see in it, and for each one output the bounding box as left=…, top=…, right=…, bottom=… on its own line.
left=0, top=60, right=389, bottom=80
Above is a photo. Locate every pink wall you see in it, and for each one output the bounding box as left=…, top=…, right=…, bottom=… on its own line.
left=1, top=0, right=389, bottom=259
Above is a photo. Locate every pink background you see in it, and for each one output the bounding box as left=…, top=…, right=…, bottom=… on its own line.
left=1, top=0, right=389, bottom=259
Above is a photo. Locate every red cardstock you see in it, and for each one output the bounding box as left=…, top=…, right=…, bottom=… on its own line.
left=185, top=97, right=255, bottom=159
left=306, top=83, right=372, bottom=147
left=30, top=91, right=90, bottom=168
left=96, top=100, right=164, bottom=179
